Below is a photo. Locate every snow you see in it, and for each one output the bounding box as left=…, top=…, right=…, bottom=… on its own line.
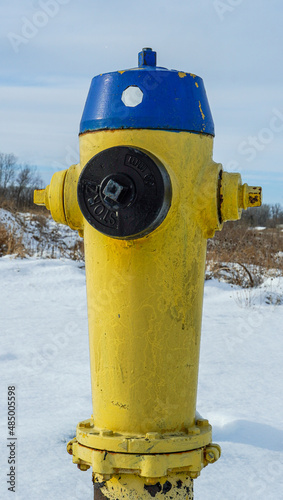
left=1, top=256, right=283, bottom=499
left=0, top=209, right=81, bottom=258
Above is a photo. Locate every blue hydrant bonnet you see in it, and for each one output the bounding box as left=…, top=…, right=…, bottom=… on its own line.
left=80, top=48, right=214, bottom=136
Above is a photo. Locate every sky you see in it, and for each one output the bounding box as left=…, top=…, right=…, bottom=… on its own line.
left=0, top=0, right=282, bottom=204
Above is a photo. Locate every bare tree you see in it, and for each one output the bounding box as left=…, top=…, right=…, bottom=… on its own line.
left=241, top=203, right=283, bottom=227
left=0, top=151, right=44, bottom=210
left=14, top=164, right=43, bottom=208
left=270, top=203, right=283, bottom=225
left=241, top=204, right=270, bottom=227
left=0, top=153, right=17, bottom=193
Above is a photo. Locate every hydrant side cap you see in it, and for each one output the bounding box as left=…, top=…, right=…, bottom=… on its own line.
left=79, top=50, right=215, bottom=136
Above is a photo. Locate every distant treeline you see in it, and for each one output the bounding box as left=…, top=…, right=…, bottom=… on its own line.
left=0, top=152, right=43, bottom=210
left=240, top=203, right=283, bottom=228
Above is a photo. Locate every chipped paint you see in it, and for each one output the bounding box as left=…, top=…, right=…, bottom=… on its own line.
left=178, top=72, right=187, bottom=78
left=118, top=70, right=126, bottom=74
left=198, top=101, right=205, bottom=120
left=189, top=73, right=196, bottom=78
left=248, top=195, right=260, bottom=205
left=195, top=82, right=199, bottom=88
left=93, top=481, right=108, bottom=500
left=93, top=473, right=194, bottom=499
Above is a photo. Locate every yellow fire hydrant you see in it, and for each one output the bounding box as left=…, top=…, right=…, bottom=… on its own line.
left=34, top=48, right=261, bottom=499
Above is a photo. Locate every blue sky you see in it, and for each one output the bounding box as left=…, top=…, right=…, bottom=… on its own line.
left=0, top=0, right=282, bottom=204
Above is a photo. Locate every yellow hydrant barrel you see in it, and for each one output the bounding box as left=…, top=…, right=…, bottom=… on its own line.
left=82, top=130, right=213, bottom=436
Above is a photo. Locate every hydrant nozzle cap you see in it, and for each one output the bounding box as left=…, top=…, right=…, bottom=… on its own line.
left=240, top=184, right=262, bottom=210
left=219, top=172, right=262, bottom=223
left=34, top=186, right=50, bottom=210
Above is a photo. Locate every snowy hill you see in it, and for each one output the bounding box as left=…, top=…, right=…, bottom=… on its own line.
left=0, top=215, right=283, bottom=499
left=0, top=209, right=83, bottom=259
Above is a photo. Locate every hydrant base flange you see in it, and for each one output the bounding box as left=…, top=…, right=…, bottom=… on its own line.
left=75, top=417, right=213, bottom=454
left=68, top=437, right=221, bottom=479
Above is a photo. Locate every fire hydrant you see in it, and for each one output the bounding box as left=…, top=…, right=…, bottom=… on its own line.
left=34, top=48, right=262, bottom=499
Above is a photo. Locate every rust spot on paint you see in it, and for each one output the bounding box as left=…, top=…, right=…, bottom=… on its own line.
left=94, top=481, right=106, bottom=488
left=186, top=485, right=193, bottom=495
left=144, top=482, right=162, bottom=497
left=217, top=170, right=223, bottom=225
left=93, top=481, right=107, bottom=500
left=111, top=400, right=129, bottom=410
left=162, top=481, right=172, bottom=494
left=249, top=195, right=259, bottom=204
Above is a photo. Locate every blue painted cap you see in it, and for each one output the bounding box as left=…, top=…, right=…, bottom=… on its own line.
left=80, top=48, right=214, bottom=136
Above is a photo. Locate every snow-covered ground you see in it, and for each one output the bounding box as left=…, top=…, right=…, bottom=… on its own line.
left=0, top=209, right=81, bottom=258
left=1, top=256, right=283, bottom=499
